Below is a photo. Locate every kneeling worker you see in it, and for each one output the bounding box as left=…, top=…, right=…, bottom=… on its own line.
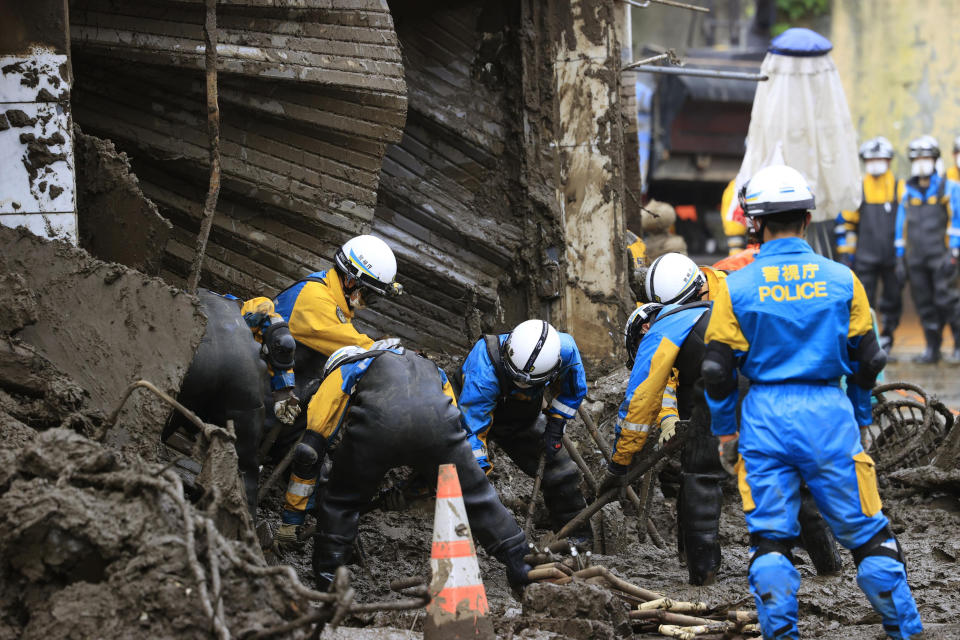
left=281, top=345, right=532, bottom=589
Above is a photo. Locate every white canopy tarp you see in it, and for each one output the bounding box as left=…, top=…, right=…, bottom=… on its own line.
left=730, top=38, right=861, bottom=224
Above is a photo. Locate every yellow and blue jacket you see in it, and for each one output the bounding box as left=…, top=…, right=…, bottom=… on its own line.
left=273, top=269, right=375, bottom=357
left=458, top=332, right=587, bottom=471
left=282, top=346, right=459, bottom=517
left=612, top=305, right=707, bottom=466
left=893, top=172, right=960, bottom=258
left=704, top=237, right=876, bottom=434
left=835, top=171, right=904, bottom=264
left=217, top=294, right=295, bottom=391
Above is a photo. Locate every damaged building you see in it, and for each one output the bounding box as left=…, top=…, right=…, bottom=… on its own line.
left=6, top=2, right=960, bottom=640
left=0, top=0, right=635, bottom=366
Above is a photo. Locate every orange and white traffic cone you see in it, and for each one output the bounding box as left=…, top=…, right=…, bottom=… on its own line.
left=423, top=464, right=495, bottom=640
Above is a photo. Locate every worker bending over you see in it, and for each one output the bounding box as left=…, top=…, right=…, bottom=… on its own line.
left=705, top=165, right=922, bottom=639
left=458, top=320, right=589, bottom=537
left=281, top=345, right=532, bottom=590
left=267, top=234, right=403, bottom=449
left=163, top=290, right=298, bottom=518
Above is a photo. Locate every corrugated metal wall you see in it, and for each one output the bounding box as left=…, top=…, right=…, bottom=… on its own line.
left=68, top=0, right=541, bottom=355
left=364, top=3, right=531, bottom=353
left=69, top=0, right=407, bottom=295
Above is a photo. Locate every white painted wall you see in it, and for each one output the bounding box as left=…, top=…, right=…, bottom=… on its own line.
left=0, top=47, right=76, bottom=244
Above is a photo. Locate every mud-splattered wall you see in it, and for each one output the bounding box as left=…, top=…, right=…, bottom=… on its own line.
left=553, top=0, right=630, bottom=367
left=64, top=0, right=629, bottom=364
left=0, top=0, right=77, bottom=244
left=69, top=0, right=407, bottom=295
left=366, top=1, right=556, bottom=354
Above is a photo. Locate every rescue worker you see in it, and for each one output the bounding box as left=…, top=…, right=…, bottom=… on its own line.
left=704, top=165, right=922, bottom=639
left=836, top=137, right=905, bottom=353
left=162, top=290, right=299, bottom=518
left=281, top=344, right=532, bottom=590
left=458, top=320, right=589, bottom=536
left=894, top=136, right=960, bottom=364
left=269, top=234, right=403, bottom=445
left=602, top=253, right=725, bottom=585
left=722, top=177, right=748, bottom=256
left=606, top=253, right=842, bottom=585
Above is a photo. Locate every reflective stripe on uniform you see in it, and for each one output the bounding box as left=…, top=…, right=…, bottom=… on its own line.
left=662, top=394, right=678, bottom=409
left=287, top=478, right=315, bottom=498
left=473, top=447, right=487, bottom=459
left=620, top=421, right=651, bottom=433
left=550, top=397, right=577, bottom=416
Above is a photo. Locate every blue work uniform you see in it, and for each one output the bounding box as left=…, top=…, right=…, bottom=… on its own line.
left=614, top=302, right=731, bottom=585
left=458, top=332, right=589, bottom=530
left=705, top=238, right=922, bottom=640
left=459, top=333, right=588, bottom=471
left=894, top=173, right=960, bottom=342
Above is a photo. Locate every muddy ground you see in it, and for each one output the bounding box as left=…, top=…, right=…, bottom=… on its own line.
left=3, top=231, right=960, bottom=638
left=255, top=363, right=960, bottom=639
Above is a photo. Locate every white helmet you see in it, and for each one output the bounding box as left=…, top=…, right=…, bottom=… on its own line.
left=645, top=253, right=705, bottom=305
left=738, top=165, right=816, bottom=218
left=334, top=235, right=402, bottom=296
left=859, top=136, right=894, bottom=160
left=323, top=345, right=368, bottom=379
left=625, top=303, right=663, bottom=369
left=501, top=320, right=562, bottom=386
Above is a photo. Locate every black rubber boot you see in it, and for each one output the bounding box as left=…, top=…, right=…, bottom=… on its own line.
left=946, top=322, right=960, bottom=365
left=678, top=472, right=723, bottom=586
left=312, top=541, right=352, bottom=591
left=912, top=328, right=942, bottom=364
left=798, top=488, right=842, bottom=576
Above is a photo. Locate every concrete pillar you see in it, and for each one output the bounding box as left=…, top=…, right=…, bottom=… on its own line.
left=0, top=0, right=76, bottom=244
left=554, top=0, right=630, bottom=368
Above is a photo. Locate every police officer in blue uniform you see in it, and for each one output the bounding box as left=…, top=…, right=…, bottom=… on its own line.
left=458, top=320, right=589, bottom=534
left=703, top=165, right=922, bottom=640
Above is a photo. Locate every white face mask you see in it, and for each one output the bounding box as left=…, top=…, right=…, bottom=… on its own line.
left=911, top=158, right=936, bottom=177
left=864, top=159, right=889, bottom=176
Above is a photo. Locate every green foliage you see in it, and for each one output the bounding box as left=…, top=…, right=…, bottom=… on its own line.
left=773, top=0, right=830, bottom=35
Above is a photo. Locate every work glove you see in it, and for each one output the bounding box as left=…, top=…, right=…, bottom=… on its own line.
left=599, top=461, right=628, bottom=495
left=275, top=523, right=303, bottom=549
left=895, top=258, right=907, bottom=286
left=717, top=434, right=739, bottom=476
left=370, top=337, right=402, bottom=351
left=272, top=388, right=301, bottom=425
left=658, top=415, right=680, bottom=447
left=543, top=415, right=565, bottom=459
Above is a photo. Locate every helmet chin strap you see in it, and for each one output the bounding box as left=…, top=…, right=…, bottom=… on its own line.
left=341, top=274, right=364, bottom=310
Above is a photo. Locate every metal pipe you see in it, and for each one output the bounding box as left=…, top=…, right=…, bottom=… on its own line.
left=624, top=53, right=668, bottom=69
left=621, top=0, right=710, bottom=13
left=627, top=65, right=768, bottom=81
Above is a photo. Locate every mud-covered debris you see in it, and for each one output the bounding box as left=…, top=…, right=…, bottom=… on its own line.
left=0, top=428, right=301, bottom=640
left=512, top=580, right=629, bottom=639
left=74, top=126, right=172, bottom=275
left=0, top=225, right=206, bottom=463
